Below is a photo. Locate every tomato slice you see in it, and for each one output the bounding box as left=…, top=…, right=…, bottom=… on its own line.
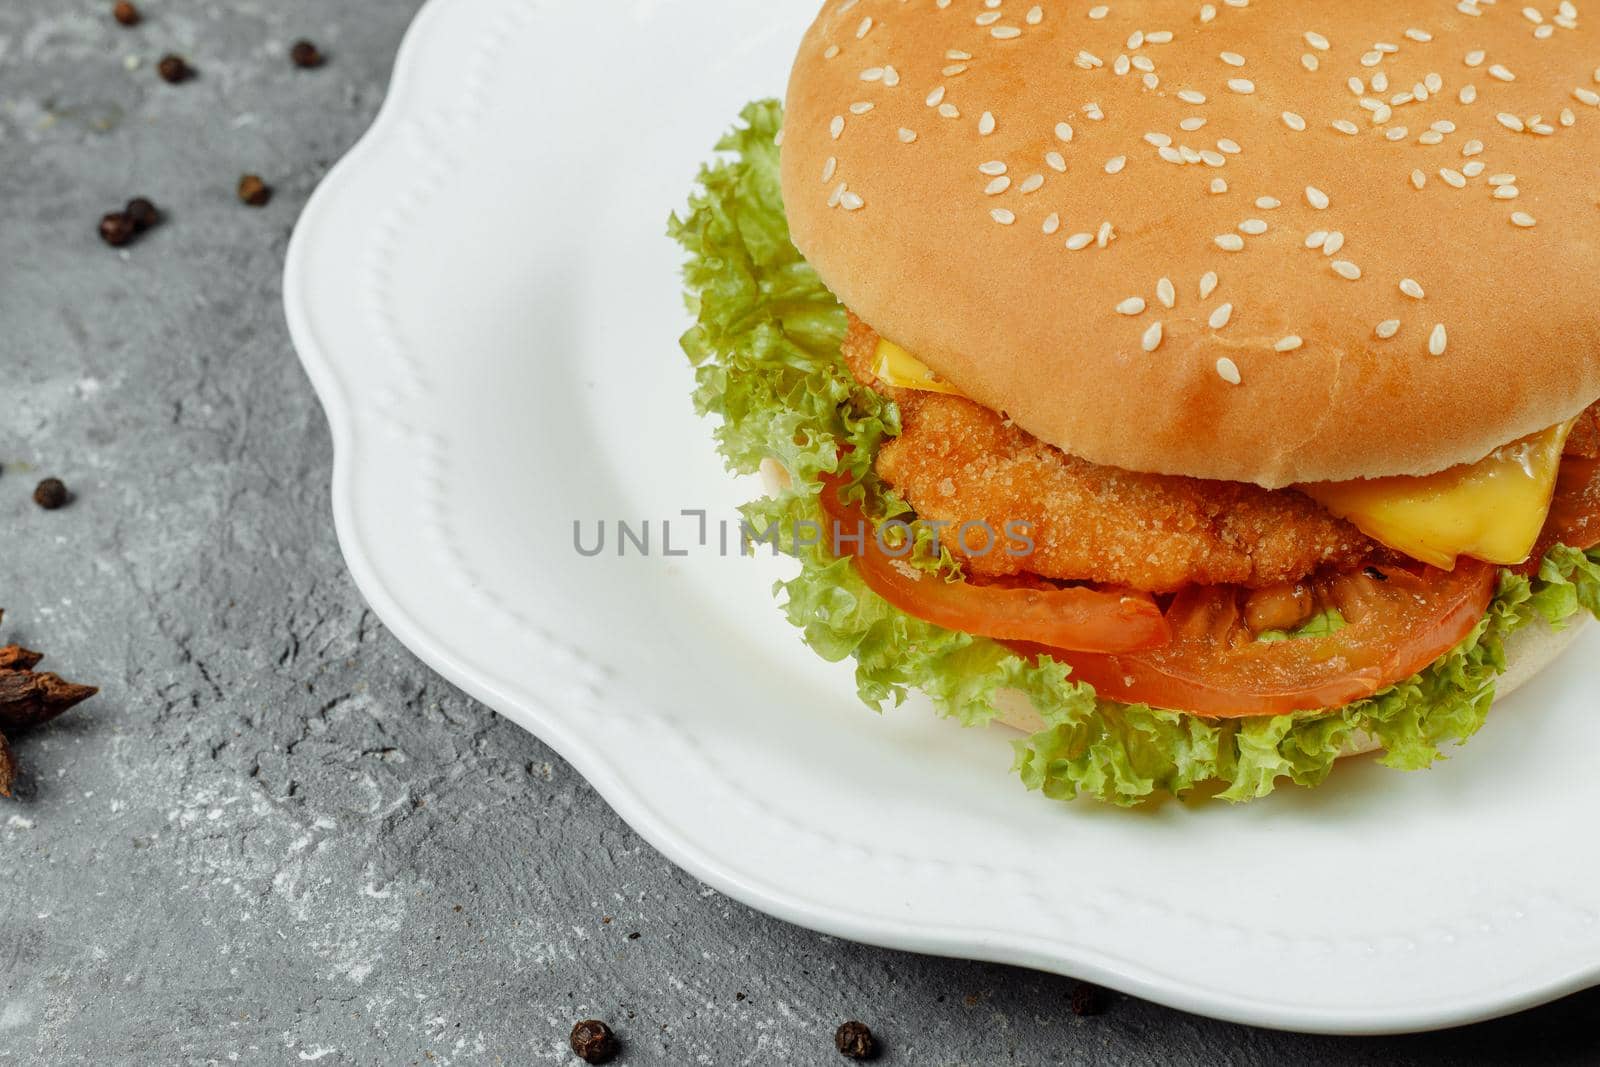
left=816, top=475, right=1171, bottom=653
left=1520, top=456, right=1600, bottom=574
left=1009, top=561, right=1497, bottom=718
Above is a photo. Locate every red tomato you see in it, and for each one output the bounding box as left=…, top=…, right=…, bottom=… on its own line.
left=1009, top=561, right=1497, bottom=717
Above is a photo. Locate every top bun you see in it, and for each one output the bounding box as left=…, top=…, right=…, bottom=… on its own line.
left=781, top=0, right=1600, bottom=486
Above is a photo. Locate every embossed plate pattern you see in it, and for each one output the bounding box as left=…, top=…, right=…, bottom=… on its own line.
left=283, top=0, right=1600, bottom=1034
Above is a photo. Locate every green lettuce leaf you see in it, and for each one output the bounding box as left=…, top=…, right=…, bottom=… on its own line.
left=672, top=100, right=1600, bottom=806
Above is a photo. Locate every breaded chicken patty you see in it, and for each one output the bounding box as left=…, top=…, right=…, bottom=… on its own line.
left=843, top=316, right=1381, bottom=592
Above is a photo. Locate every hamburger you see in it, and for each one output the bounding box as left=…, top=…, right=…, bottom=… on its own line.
left=669, top=1, right=1600, bottom=805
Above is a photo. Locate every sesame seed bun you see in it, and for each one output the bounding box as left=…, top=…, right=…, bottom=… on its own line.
left=781, top=1, right=1600, bottom=487
left=992, top=613, right=1589, bottom=739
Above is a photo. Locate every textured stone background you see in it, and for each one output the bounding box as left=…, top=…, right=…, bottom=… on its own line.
left=2, top=2, right=1598, bottom=1064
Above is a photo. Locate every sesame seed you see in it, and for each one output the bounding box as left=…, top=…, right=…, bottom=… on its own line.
left=1305, top=231, right=1328, bottom=250
left=1322, top=231, right=1346, bottom=255
left=1042, top=213, right=1061, bottom=235
left=1117, top=297, right=1147, bottom=316
left=1045, top=151, right=1067, bottom=172
left=1400, top=278, right=1425, bottom=299
left=1411, top=169, right=1427, bottom=190
left=1376, top=319, right=1401, bottom=339
left=898, top=128, right=917, bottom=143
left=1305, top=186, right=1330, bottom=210
left=1065, top=232, right=1093, bottom=250
left=984, top=176, right=1011, bottom=195
left=979, top=161, right=1008, bottom=176
left=1157, top=277, right=1177, bottom=309
left=829, top=116, right=845, bottom=139
left=1142, top=322, right=1164, bottom=352
left=1227, top=78, right=1256, bottom=94
left=1238, top=219, right=1268, bottom=236
left=1331, top=260, right=1362, bottom=280
left=1429, top=324, right=1448, bottom=355
left=1209, top=303, right=1234, bottom=328
left=1275, top=336, right=1304, bottom=352
left=821, top=157, right=837, bottom=182
left=840, top=191, right=865, bottom=211
left=1489, top=64, right=1515, bottom=82
left=990, top=208, right=1016, bottom=225
left=1216, top=357, right=1242, bottom=385
left=1332, top=119, right=1360, bottom=135
left=1210, top=178, right=1229, bottom=194
left=1498, top=113, right=1526, bottom=131
left=1305, top=31, right=1330, bottom=51
left=1511, top=211, right=1537, bottom=227
left=1221, top=51, right=1246, bottom=67
left=1256, top=197, right=1280, bottom=210
left=1282, top=111, right=1307, bottom=131
left=1178, top=90, right=1207, bottom=104
left=1199, top=271, right=1219, bottom=300
left=1576, top=88, right=1600, bottom=106
left=1439, top=168, right=1467, bottom=188
left=1055, top=122, right=1075, bottom=142
left=1105, top=156, right=1127, bottom=175
left=1494, top=185, right=1520, bottom=200
left=978, top=111, right=996, bottom=135
left=1215, top=234, right=1245, bottom=251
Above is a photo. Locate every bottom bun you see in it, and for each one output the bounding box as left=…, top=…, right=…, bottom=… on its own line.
left=994, top=615, right=1589, bottom=757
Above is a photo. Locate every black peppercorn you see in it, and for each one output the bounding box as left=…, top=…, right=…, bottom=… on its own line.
left=112, top=1, right=141, bottom=26
left=32, top=479, right=69, bottom=511
left=125, top=197, right=160, bottom=233
left=237, top=175, right=272, bottom=207
left=99, top=212, right=136, bottom=247
left=834, top=1021, right=877, bottom=1060
left=569, top=1020, right=618, bottom=1065
left=157, top=54, right=193, bottom=84
left=1070, top=981, right=1107, bottom=1017
left=290, top=39, right=324, bottom=69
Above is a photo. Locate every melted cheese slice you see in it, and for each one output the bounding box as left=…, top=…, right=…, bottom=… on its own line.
left=1303, top=420, right=1575, bottom=569
left=873, top=339, right=964, bottom=396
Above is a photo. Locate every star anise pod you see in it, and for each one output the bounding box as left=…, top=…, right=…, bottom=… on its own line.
left=0, top=611, right=98, bottom=798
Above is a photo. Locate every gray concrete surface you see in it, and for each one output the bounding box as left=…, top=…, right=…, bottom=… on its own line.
left=1, top=2, right=1597, bottom=1064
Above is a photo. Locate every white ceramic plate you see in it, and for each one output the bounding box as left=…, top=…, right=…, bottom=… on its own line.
left=283, top=0, right=1600, bottom=1034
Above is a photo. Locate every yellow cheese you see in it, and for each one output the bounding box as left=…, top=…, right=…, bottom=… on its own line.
left=1303, top=420, right=1575, bottom=569
left=873, top=339, right=964, bottom=396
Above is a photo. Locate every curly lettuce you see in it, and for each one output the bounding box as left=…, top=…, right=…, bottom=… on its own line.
left=670, top=100, right=1600, bottom=806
